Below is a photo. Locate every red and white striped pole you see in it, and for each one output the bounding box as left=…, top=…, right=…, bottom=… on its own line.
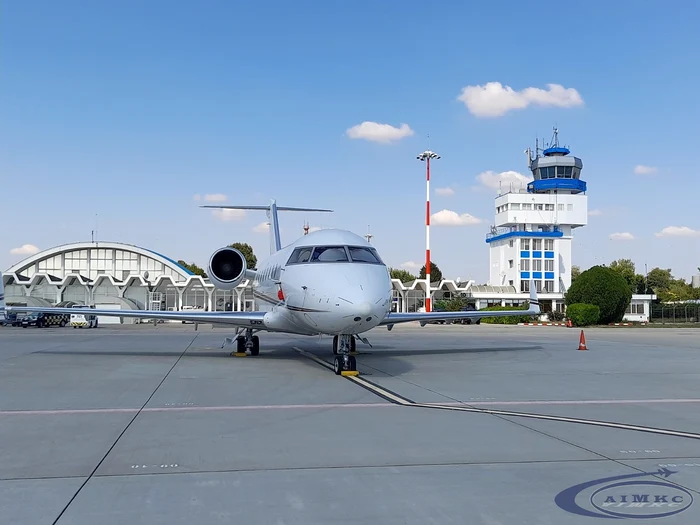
left=417, top=149, right=440, bottom=312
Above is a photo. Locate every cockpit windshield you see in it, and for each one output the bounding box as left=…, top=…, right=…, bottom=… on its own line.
left=287, top=245, right=384, bottom=265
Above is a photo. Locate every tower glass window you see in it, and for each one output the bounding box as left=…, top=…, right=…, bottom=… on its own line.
left=545, top=239, right=554, bottom=250
left=521, top=239, right=530, bottom=250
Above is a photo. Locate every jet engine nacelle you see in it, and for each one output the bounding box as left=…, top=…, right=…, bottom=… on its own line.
left=207, top=247, right=248, bottom=290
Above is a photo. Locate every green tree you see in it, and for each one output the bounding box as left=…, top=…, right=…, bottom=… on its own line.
left=609, top=258, right=637, bottom=292
left=571, top=265, right=581, bottom=283
left=419, top=261, right=443, bottom=283
left=565, top=265, right=632, bottom=324
left=389, top=268, right=417, bottom=282
left=228, top=242, right=257, bottom=270
left=177, top=260, right=207, bottom=277
left=647, top=267, right=672, bottom=292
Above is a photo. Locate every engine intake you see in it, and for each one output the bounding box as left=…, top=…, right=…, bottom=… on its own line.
left=207, top=247, right=247, bottom=290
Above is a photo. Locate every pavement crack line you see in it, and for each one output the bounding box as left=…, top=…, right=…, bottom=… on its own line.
left=50, top=332, right=200, bottom=525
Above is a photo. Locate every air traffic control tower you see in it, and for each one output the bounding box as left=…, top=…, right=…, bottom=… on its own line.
left=486, top=129, right=588, bottom=301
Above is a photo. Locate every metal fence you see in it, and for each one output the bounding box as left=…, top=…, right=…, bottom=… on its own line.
left=650, top=304, right=700, bottom=324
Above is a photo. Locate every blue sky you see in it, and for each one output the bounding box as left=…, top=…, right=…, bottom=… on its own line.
left=2, top=0, right=699, bottom=283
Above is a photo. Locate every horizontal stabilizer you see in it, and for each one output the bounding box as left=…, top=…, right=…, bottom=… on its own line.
left=201, top=199, right=333, bottom=255
left=200, top=205, right=332, bottom=212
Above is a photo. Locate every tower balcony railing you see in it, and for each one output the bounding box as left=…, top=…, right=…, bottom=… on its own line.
left=486, top=226, right=516, bottom=240
left=485, top=225, right=561, bottom=241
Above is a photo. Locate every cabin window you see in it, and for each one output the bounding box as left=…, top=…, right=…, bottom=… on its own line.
left=348, top=246, right=383, bottom=264
left=311, top=246, right=348, bottom=262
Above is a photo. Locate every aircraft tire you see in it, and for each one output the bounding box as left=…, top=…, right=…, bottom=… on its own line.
left=333, top=356, right=342, bottom=375
left=250, top=335, right=260, bottom=356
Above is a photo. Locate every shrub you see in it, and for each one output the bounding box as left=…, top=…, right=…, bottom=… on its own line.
left=479, top=302, right=538, bottom=324
left=565, top=265, right=632, bottom=324
left=566, top=303, right=600, bottom=326
left=547, top=310, right=566, bottom=322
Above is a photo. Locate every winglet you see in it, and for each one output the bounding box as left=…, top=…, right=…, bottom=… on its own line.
left=529, top=280, right=540, bottom=314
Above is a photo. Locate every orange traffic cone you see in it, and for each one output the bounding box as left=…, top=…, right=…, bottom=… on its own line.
left=578, top=330, right=588, bottom=351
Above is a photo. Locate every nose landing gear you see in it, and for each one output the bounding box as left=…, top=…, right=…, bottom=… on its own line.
left=332, top=334, right=357, bottom=375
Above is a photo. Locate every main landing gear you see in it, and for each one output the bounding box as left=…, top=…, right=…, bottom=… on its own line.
left=332, top=334, right=357, bottom=375
left=222, top=328, right=260, bottom=356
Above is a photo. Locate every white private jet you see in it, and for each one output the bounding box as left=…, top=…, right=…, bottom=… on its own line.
left=1, top=200, right=540, bottom=375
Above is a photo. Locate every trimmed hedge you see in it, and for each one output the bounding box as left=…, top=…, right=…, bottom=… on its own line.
left=479, top=302, right=538, bottom=324
left=565, top=265, right=632, bottom=324
left=566, top=303, right=600, bottom=326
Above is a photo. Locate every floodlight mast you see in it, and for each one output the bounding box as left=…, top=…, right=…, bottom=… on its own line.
left=416, top=149, right=440, bottom=312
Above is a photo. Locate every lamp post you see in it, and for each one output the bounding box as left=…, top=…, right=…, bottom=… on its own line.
left=417, top=149, right=440, bottom=312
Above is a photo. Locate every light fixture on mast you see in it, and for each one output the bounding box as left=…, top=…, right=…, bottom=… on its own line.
left=416, top=148, right=440, bottom=312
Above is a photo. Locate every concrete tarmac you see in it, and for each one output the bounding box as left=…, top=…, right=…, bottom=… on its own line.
left=1, top=322, right=699, bottom=524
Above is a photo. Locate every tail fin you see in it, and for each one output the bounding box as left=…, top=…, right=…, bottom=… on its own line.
left=529, top=280, right=541, bottom=314
left=200, top=199, right=333, bottom=254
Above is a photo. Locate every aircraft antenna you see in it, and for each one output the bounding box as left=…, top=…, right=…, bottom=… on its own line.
left=364, top=225, right=373, bottom=243
left=303, top=221, right=309, bottom=235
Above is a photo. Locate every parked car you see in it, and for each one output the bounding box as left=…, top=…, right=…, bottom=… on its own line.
left=21, top=312, right=70, bottom=328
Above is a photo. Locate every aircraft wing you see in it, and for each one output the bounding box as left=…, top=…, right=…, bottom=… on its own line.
left=379, top=283, right=541, bottom=327
left=5, top=305, right=267, bottom=327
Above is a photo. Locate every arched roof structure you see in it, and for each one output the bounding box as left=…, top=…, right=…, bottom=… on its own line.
left=4, top=241, right=198, bottom=286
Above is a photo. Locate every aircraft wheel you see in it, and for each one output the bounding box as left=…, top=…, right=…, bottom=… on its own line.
left=236, top=336, right=246, bottom=354
left=250, top=335, right=260, bottom=356
left=348, top=355, right=357, bottom=371
left=333, top=356, right=342, bottom=375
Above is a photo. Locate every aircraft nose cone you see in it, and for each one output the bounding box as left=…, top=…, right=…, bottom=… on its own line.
left=357, top=302, right=372, bottom=317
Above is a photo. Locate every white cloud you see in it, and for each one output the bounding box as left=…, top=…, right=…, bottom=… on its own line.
left=634, top=165, right=658, bottom=175
left=346, top=121, right=414, bottom=143
left=588, top=209, right=603, bottom=216
left=609, top=232, right=635, bottom=241
left=10, top=244, right=40, bottom=256
left=212, top=209, right=246, bottom=222
left=655, top=226, right=700, bottom=238
left=435, top=187, right=455, bottom=196
left=431, top=209, right=482, bottom=226
left=476, top=170, right=532, bottom=192
left=401, top=261, right=421, bottom=271
left=457, top=82, right=584, bottom=118
left=194, top=193, right=227, bottom=201
left=204, top=193, right=227, bottom=202
left=253, top=222, right=270, bottom=233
